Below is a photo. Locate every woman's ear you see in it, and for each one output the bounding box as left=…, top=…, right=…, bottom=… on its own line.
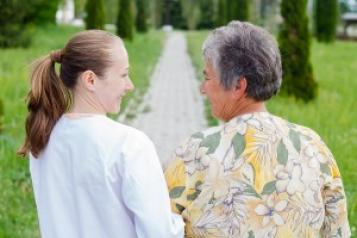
left=232, top=77, right=247, bottom=100
left=79, top=70, right=96, bottom=92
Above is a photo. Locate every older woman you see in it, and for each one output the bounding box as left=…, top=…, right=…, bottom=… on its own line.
left=165, top=21, right=350, bottom=237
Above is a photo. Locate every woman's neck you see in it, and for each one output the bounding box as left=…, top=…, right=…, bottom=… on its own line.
left=221, top=100, right=267, bottom=122
left=69, top=91, right=106, bottom=115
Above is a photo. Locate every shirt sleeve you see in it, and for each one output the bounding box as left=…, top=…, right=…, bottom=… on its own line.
left=120, top=132, right=185, bottom=238
left=320, top=151, right=351, bottom=237
left=165, top=157, right=190, bottom=215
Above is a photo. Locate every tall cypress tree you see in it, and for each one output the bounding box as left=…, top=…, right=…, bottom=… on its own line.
left=315, top=0, right=338, bottom=42
left=136, top=0, right=148, bottom=32
left=153, top=0, right=163, bottom=28
left=85, top=0, right=106, bottom=29
left=235, top=0, right=249, bottom=21
left=117, top=0, right=134, bottom=40
left=216, top=0, right=227, bottom=26
left=197, top=0, right=214, bottom=29
left=180, top=0, right=201, bottom=30
left=226, top=0, right=236, bottom=21
left=170, top=0, right=187, bottom=29
left=279, top=0, right=317, bottom=101
left=74, top=0, right=86, bottom=18
left=105, top=0, right=119, bottom=24
left=227, top=0, right=249, bottom=22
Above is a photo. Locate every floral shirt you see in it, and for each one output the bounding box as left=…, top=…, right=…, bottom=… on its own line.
left=165, top=112, right=350, bottom=238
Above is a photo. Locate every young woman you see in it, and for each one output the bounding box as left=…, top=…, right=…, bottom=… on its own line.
left=18, top=30, right=184, bottom=238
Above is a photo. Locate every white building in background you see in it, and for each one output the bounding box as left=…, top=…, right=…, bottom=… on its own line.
left=349, top=0, right=357, bottom=12
left=56, top=0, right=84, bottom=27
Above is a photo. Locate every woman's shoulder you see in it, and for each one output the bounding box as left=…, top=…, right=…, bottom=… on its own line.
left=181, top=125, right=223, bottom=147
left=106, top=117, right=150, bottom=139
left=55, top=115, right=152, bottom=147
left=96, top=116, right=153, bottom=148
left=104, top=119, right=159, bottom=175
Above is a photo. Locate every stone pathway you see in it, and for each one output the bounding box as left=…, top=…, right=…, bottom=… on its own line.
left=129, top=32, right=206, bottom=168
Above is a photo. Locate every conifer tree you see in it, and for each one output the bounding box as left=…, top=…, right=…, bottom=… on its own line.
left=315, top=0, right=338, bottom=42
left=279, top=0, right=317, bottom=101
left=216, top=0, right=227, bottom=26
left=227, top=0, right=249, bottom=22
left=117, top=0, right=134, bottom=40
left=85, top=0, right=106, bottom=29
left=136, top=0, right=148, bottom=32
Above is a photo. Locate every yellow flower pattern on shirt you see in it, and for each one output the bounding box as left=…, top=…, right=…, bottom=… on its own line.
left=165, top=112, right=350, bottom=238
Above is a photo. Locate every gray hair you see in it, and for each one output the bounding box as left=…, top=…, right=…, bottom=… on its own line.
left=202, top=21, right=282, bottom=101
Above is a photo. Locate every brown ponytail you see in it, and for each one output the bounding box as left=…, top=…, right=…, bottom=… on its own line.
left=18, top=52, right=70, bottom=157
left=18, top=30, right=123, bottom=158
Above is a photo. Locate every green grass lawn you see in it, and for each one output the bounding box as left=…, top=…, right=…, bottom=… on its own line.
left=0, top=25, right=165, bottom=237
left=187, top=31, right=357, bottom=237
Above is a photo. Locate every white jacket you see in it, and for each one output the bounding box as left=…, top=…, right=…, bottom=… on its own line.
left=30, top=114, right=184, bottom=238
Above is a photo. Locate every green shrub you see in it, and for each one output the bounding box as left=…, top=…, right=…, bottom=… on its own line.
left=116, top=0, right=134, bottom=40
left=105, top=0, right=119, bottom=24
left=0, top=0, right=34, bottom=48
left=314, top=0, right=338, bottom=42
left=278, top=0, right=317, bottom=101
left=136, top=0, right=148, bottom=32
left=74, top=0, right=86, bottom=18
left=197, top=0, right=214, bottom=29
left=215, top=0, right=227, bottom=26
left=30, top=0, right=61, bottom=25
left=163, top=0, right=212, bottom=30
left=180, top=0, right=201, bottom=30
left=168, top=0, right=187, bottom=29
left=85, top=0, right=106, bottom=29
left=153, top=0, right=163, bottom=28
left=227, top=0, right=249, bottom=22
left=0, top=98, right=4, bottom=133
